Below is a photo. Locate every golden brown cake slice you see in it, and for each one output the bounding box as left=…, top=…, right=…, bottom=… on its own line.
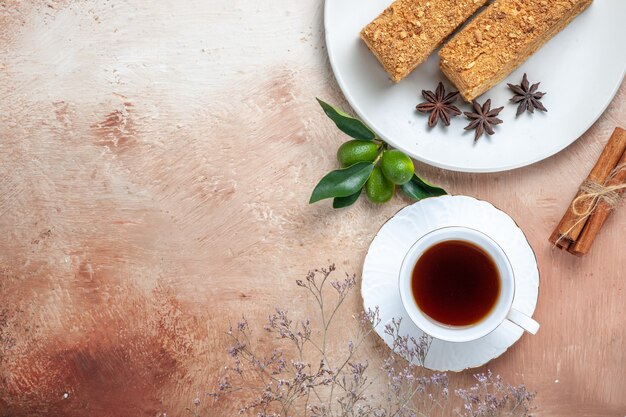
left=360, top=0, right=488, bottom=83
left=439, top=0, right=593, bottom=101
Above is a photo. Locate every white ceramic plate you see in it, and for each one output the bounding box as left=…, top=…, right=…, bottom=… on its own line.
left=361, top=195, right=539, bottom=372
left=324, top=0, right=626, bottom=172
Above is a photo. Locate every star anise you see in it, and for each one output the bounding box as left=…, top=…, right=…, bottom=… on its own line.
left=463, top=99, right=504, bottom=142
left=507, top=73, right=547, bottom=116
left=415, top=82, right=461, bottom=127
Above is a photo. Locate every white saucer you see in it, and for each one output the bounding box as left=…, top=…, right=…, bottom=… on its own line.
left=361, top=195, right=539, bottom=372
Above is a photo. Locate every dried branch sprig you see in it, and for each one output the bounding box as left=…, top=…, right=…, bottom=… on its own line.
left=205, top=266, right=535, bottom=417
left=455, top=371, right=535, bottom=417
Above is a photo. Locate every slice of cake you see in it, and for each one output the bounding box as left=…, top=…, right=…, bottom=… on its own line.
left=360, top=0, right=488, bottom=82
left=439, top=0, right=593, bottom=101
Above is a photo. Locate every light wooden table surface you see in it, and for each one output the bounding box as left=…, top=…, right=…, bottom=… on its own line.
left=0, top=1, right=624, bottom=416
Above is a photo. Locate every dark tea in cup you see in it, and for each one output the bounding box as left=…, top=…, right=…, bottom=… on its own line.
left=411, top=240, right=500, bottom=326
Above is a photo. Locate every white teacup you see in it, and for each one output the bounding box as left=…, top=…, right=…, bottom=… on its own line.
left=399, top=226, right=539, bottom=343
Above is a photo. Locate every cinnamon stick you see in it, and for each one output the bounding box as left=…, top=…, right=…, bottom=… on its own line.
left=549, top=127, right=626, bottom=249
left=568, top=151, right=626, bottom=256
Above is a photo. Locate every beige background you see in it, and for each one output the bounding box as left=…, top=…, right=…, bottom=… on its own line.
left=0, top=1, right=624, bottom=416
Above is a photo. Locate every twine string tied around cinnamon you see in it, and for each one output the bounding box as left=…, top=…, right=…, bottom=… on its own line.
left=571, top=163, right=626, bottom=217
left=553, top=164, right=626, bottom=247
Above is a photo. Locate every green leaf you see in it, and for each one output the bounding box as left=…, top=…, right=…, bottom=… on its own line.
left=316, top=98, right=376, bottom=141
left=309, top=162, right=375, bottom=204
left=401, top=175, right=447, bottom=201
left=333, top=188, right=362, bottom=209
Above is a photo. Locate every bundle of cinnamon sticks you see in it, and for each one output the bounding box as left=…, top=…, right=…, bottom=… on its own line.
left=549, top=127, right=626, bottom=256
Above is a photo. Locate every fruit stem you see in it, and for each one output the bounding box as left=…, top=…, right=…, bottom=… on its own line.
left=374, top=148, right=384, bottom=165
left=373, top=140, right=390, bottom=165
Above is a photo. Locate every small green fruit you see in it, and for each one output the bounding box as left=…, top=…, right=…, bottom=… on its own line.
left=337, top=140, right=379, bottom=167
left=381, top=149, right=414, bottom=185
left=366, top=166, right=395, bottom=203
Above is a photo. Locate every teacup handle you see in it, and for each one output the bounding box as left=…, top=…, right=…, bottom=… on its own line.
left=506, top=309, right=540, bottom=335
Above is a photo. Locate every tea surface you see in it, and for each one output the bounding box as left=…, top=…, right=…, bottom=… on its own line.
left=411, top=240, right=500, bottom=326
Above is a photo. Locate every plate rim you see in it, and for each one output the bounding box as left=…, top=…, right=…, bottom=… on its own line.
left=323, top=0, right=626, bottom=173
